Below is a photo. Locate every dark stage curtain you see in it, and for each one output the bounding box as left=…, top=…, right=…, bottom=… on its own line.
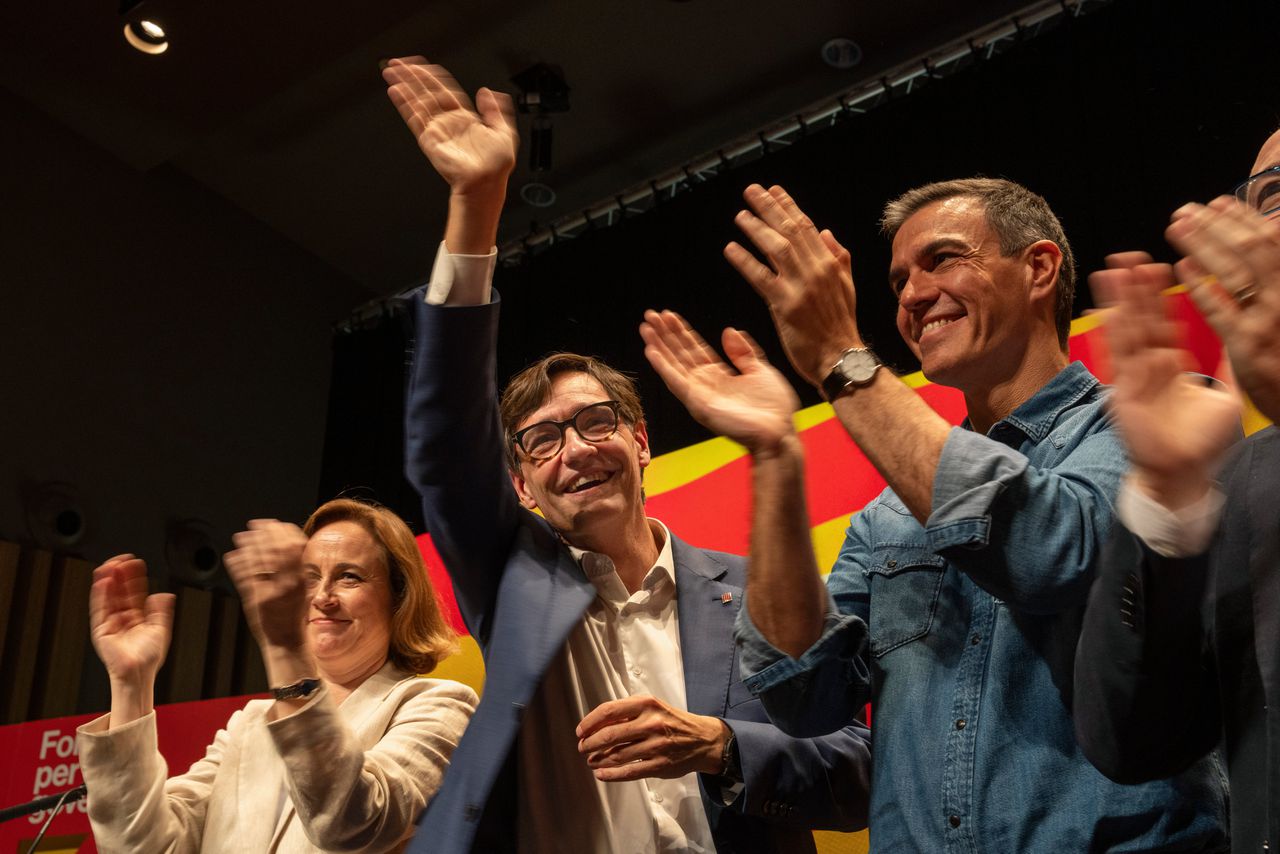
left=320, top=0, right=1280, bottom=531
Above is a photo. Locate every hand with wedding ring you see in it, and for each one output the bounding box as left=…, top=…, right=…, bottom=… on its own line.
left=1167, top=196, right=1280, bottom=423
left=224, top=520, right=311, bottom=651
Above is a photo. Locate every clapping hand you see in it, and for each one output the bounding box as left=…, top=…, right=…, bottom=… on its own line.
left=1168, top=197, right=1280, bottom=424
left=1089, top=259, right=1240, bottom=508
left=723, top=185, right=863, bottom=387
left=224, top=520, right=310, bottom=651
left=641, top=309, right=799, bottom=456
left=89, top=554, right=175, bottom=685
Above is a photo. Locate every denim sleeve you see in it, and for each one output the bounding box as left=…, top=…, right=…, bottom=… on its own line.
left=926, top=421, right=1126, bottom=614
left=734, top=510, right=874, bottom=738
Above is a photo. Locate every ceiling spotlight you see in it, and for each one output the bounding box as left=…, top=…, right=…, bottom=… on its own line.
left=123, top=19, right=168, bottom=54
left=821, top=38, right=862, bottom=69
left=520, top=182, right=557, bottom=208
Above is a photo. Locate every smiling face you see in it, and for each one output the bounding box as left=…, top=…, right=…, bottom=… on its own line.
left=890, top=196, right=1058, bottom=393
left=508, top=372, right=651, bottom=546
left=1246, top=128, right=1280, bottom=220
left=302, top=520, right=394, bottom=681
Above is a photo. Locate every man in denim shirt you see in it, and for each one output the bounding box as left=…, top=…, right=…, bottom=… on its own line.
left=641, top=179, right=1228, bottom=851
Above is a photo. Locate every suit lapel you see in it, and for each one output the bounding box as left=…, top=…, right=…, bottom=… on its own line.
left=1246, top=431, right=1280, bottom=705
left=234, top=707, right=287, bottom=851
left=485, top=517, right=595, bottom=682
left=672, top=536, right=742, bottom=717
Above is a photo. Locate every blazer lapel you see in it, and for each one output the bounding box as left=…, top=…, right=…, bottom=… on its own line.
left=234, top=708, right=287, bottom=851
left=484, top=518, right=596, bottom=685
left=672, top=536, right=742, bottom=717
left=1246, top=432, right=1280, bottom=705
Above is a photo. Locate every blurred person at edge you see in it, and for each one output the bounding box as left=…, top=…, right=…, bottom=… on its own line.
left=1076, top=127, right=1280, bottom=853
left=77, top=497, right=477, bottom=853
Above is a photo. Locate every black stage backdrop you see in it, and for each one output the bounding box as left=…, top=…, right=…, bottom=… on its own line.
left=319, top=0, right=1280, bottom=530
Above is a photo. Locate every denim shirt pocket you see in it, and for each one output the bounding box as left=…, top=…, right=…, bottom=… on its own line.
left=864, top=545, right=947, bottom=657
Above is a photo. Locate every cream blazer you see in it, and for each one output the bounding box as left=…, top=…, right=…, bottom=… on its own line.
left=78, top=664, right=477, bottom=853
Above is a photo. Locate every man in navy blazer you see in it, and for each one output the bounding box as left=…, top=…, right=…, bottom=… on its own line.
left=382, top=58, right=870, bottom=853
left=1074, top=129, right=1280, bottom=853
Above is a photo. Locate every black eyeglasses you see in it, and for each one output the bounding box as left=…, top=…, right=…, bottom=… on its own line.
left=1233, top=164, right=1280, bottom=216
left=512, top=400, right=622, bottom=461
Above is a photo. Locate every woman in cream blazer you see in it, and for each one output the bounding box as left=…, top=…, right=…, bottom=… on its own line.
left=78, top=498, right=477, bottom=853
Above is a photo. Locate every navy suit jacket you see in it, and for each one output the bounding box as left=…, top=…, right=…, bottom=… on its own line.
left=1075, top=427, right=1280, bottom=851
left=404, top=293, right=870, bottom=853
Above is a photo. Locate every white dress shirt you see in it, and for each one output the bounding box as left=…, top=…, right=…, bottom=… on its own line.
left=1116, top=475, right=1226, bottom=558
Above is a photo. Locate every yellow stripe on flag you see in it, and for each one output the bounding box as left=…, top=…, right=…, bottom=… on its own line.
left=812, top=514, right=852, bottom=576
left=647, top=368, right=937, bottom=499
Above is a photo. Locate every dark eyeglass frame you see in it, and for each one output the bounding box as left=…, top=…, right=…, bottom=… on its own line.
left=512, top=400, right=623, bottom=461
left=1233, top=164, right=1280, bottom=216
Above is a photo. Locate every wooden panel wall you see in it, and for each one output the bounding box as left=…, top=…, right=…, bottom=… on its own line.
left=0, top=539, right=266, bottom=725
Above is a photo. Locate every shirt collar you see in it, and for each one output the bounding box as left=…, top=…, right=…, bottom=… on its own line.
left=964, top=361, right=1100, bottom=444
left=566, top=519, right=676, bottom=604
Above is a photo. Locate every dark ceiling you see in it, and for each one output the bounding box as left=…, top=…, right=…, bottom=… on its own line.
left=1, top=0, right=1039, bottom=294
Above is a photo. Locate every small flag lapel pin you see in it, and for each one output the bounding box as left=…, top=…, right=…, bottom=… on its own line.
left=720, top=591, right=734, bottom=605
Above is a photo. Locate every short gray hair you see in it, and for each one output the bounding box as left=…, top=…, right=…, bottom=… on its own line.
left=881, top=178, right=1076, bottom=348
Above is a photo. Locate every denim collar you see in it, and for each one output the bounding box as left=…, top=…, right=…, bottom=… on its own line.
left=963, top=361, right=1100, bottom=444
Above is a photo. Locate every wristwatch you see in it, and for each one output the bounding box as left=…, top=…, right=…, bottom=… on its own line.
left=719, top=725, right=743, bottom=783
left=820, top=347, right=882, bottom=401
left=272, top=677, right=322, bottom=701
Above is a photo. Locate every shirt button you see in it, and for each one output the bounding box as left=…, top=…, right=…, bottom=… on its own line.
left=632, top=666, right=643, bottom=677
left=949, top=815, right=961, bottom=829
left=886, top=559, right=898, bottom=568
left=955, top=719, right=966, bottom=730
left=651, top=792, right=664, bottom=804
left=970, top=634, right=980, bottom=646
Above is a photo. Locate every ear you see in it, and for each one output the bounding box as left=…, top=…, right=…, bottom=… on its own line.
left=631, top=419, right=652, bottom=469
left=1024, top=239, right=1063, bottom=307
left=508, top=466, right=540, bottom=511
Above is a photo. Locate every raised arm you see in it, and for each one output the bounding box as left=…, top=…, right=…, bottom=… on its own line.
left=87, top=554, right=175, bottom=728
left=382, top=57, right=517, bottom=256
left=724, top=184, right=952, bottom=524
left=1074, top=257, right=1240, bottom=782
left=640, top=310, right=826, bottom=656
left=223, top=519, right=317, bottom=718
left=1087, top=260, right=1240, bottom=510
left=384, top=60, right=523, bottom=641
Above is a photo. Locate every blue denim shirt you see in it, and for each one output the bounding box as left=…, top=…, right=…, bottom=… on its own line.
left=737, top=362, right=1229, bottom=853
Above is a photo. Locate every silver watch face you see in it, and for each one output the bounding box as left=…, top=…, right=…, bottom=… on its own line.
left=837, top=348, right=880, bottom=384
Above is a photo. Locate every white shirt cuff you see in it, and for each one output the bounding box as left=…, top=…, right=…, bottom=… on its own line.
left=424, top=241, right=497, bottom=306
left=1115, top=476, right=1225, bottom=558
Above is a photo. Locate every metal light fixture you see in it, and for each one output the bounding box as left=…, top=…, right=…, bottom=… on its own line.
left=513, top=63, right=569, bottom=206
